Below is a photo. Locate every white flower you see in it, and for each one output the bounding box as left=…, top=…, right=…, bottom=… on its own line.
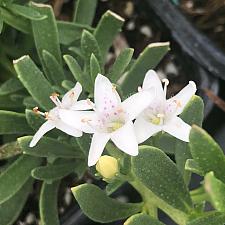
left=29, top=82, right=92, bottom=147
left=134, top=70, right=197, bottom=143
left=59, top=74, right=154, bottom=166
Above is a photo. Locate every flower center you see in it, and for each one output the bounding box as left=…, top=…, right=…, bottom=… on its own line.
left=106, top=120, right=124, bottom=132
left=149, top=113, right=164, bottom=125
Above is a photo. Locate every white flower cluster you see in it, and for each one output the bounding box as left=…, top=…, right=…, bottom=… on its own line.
left=30, top=70, right=196, bottom=166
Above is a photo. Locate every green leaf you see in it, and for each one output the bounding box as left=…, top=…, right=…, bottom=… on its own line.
left=90, top=53, right=101, bottom=83
left=31, top=159, right=78, bottom=182
left=151, top=133, right=176, bottom=154
left=42, top=50, right=66, bottom=86
left=10, top=3, right=47, bottom=20
left=185, top=159, right=204, bottom=176
left=61, top=80, right=75, bottom=91
left=132, top=146, right=192, bottom=213
left=189, top=125, right=225, bottom=183
left=109, top=48, right=134, bottom=82
left=73, top=0, right=97, bottom=25
left=175, top=95, right=204, bottom=184
left=0, top=16, right=3, bottom=34
left=0, top=178, right=33, bottom=225
left=94, top=10, right=124, bottom=59
left=81, top=30, right=102, bottom=70
left=0, top=95, right=24, bottom=110
left=0, top=141, right=22, bottom=160
left=121, top=42, right=170, bottom=95
left=0, top=7, right=31, bottom=34
left=187, top=212, right=225, bottom=225
left=106, top=180, right=124, bottom=195
left=0, top=110, right=32, bottom=134
left=57, top=21, right=93, bottom=45
left=72, top=183, right=143, bottom=223
left=13, top=55, right=55, bottom=110
left=25, top=109, right=45, bottom=131
left=205, top=172, right=225, bottom=212
left=124, top=213, right=165, bottom=225
left=0, top=78, right=24, bottom=96
left=0, top=154, right=42, bottom=204
left=64, top=55, right=92, bottom=92
left=18, top=136, right=84, bottom=159
left=31, top=2, right=62, bottom=67
left=40, top=181, right=60, bottom=225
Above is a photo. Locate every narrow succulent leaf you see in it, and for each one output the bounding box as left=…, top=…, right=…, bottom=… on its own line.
left=57, top=21, right=93, bottom=45
left=0, top=110, right=32, bottom=134
left=72, top=184, right=143, bottom=223
left=0, top=7, right=31, bottom=34
left=122, top=42, right=170, bottom=95
left=81, top=30, right=102, bottom=71
left=9, top=4, right=47, bottom=20
left=0, top=95, right=24, bottom=110
left=189, top=125, right=225, bottom=183
left=73, top=0, right=97, bottom=25
left=0, top=78, right=24, bottom=96
left=31, top=160, right=78, bottom=182
left=187, top=212, right=225, bottom=225
left=175, top=95, right=204, bottom=184
left=23, top=97, right=38, bottom=109
left=61, top=80, right=75, bottom=91
left=13, top=55, right=55, bottom=110
left=63, top=55, right=92, bottom=92
left=109, top=48, right=134, bottom=82
left=205, top=172, right=225, bottom=212
left=94, top=10, right=124, bottom=60
left=31, top=2, right=62, bottom=67
left=124, top=213, right=165, bottom=225
left=40, top=181, right=60, bottom=225
left=0, top=141, right=22, bottom=160
left=18, top=136, right=84, bottom=159
left=75, top=134, right=92, bottom=156
left=132, top=146, right=192, bottom=213
left=0, top=178, right=33, bottom=225
left=42, top=50, right=66, bottom=86
left=185, top=159, right=204, bottom=176
left=25, top=109, right=45, bottom=131
left=90, top=53, right=101, bottom=83
left=0, top=155, right=42, bottom=204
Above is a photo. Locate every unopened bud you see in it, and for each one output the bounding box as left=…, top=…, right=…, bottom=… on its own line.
left=96, top=155, right=119, bottom=180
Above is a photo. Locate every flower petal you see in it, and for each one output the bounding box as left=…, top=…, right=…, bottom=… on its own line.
left=134, top=116, right=162, bottom=143
left=62, top=82, right=82, bottom=107
left=143, top=70, right=164, bottom=96
left=70, top=100, right=93, bottom=111
left=55, top=120, right=82, bottom=137
left=163, top=116, right=191, bottom=142
left=88, top=132, right=110, bottom=166
left=59, top=109, right=96, bottom=133
left=29, top=121, right=55, bottom=147
left=110, top=121, right=138, bottom=156
left=122, top=90, right=154, bottom=121
left=166, top=81, right=196, bottom=115
left=94, top=74, right=121, bottom=113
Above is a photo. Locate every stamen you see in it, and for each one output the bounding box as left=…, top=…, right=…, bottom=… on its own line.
left=32, top=107, right=47, bottom=117
left=162, top=79, right=169, bottom=97
left=50, top=92, right=61, bottom=107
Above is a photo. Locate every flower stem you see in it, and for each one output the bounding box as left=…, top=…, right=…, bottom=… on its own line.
left=130, top=178, right=188, bottom=225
